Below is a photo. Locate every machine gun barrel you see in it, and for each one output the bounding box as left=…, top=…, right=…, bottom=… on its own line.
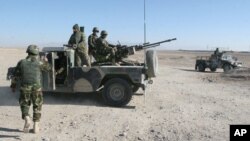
left=111, top=38, right=176, bottom=62
left=142, top=38, right=177, bottom=48
left=63, top=44, right=71, bottom=47
left=63, top=44, right=77, bottom=49
left=142, top=44, right=160, bottom=49
left=132, top=38, right=176, bottom=51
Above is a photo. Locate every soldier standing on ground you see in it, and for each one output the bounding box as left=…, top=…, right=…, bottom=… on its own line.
left=68, top=24, right=90, bottom=67
left=10, top=45, right=51, bottom=133
left=88, top=27, right=99, bottom=62
left=95, top=30, right=118, bottom=65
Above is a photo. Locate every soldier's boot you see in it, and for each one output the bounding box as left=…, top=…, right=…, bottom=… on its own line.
left=33, top=122, right=40, bottom=133
left=23, top=116, right=31, bottom=133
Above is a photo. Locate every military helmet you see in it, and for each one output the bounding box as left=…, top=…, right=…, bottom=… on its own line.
left=26, top=45, right=39, bottom=55
left=101, top=30, right=108, bottom=36
left=93, top=27, right=99, bottom=32
left=73, top=24, right=80, bottom=31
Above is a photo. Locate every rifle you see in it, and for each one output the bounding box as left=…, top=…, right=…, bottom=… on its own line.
left=63, top=44, right=77, bottom=49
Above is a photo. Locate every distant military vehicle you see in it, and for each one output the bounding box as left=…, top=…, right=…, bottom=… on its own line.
left=195, top=50, right=242, bottom=73
left=7, top=38, right=176, bottom=107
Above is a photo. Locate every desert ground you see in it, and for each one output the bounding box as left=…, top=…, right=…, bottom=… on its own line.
left=0, top=48, right=250, bottom=141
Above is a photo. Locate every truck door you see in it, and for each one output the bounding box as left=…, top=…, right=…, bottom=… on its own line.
left=41, top=52, right=56, bottom=91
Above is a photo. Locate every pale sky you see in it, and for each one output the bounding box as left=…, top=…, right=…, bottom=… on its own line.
left=0, top=0, right=249, bottom=51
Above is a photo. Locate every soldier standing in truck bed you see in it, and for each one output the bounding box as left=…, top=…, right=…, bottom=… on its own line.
left=55, top=52, right=67, bottom=84
left=214, top=48, right=219, bottom=56
left=10, top=45, right=51, bottom=133
left=95, top=30, right=118, bottom=65
left=88, top=27, right=99, bottom=62
left=68, top=24, right=90, bottom=67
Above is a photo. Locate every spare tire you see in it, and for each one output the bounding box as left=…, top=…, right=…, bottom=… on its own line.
left=146, top=50, right=158, bottom=78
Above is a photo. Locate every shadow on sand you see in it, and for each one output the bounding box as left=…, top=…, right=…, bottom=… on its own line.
left=0, top=127, right=22, bottom=133
left=0, top=86, right=136, bottom=109
left=0, top=127, right=21, bottom=139
left=175, top=68, right=221, bottom=73
left=0, top=135, right=20, bottom=139
left=0, top=86, right=19, bottom=106
left=44, top=92, right=136, bottom=109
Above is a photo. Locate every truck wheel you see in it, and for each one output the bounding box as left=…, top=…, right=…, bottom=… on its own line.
left=198, top=63, right=205, bottom=72
left=132, top=86, right=140, bottom=93
left=223, top=64, right=232, bottom=73
left=103, top=78, right=132, bottom=107
left=146, top=50, right=158, bottom=78
left=210, top=67, right=217, bottom=72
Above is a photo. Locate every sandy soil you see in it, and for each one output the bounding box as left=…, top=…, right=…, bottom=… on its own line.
left=0, top=48, right=250, bottom=141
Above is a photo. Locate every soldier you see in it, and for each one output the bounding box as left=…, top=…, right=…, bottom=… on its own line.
left=214, top=48, right=219, bottom=56
left=55, top=52, right=67, bottom=84
left=95, top=30, right=118, bottom=65
left=10, top=45, right=50, bottom=133
left=68, top=24, right=90, bottom=67
left=88, top=27, right=99, bottom=61
left=213, top=48, right=224, bottom=59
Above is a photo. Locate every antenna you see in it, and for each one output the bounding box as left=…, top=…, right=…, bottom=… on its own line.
left=144, top=0, right=146, bottom=44
left=143, top=0, right=147, bottom=105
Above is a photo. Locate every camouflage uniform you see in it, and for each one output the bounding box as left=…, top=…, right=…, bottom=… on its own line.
left=11, top=46, right=50, bottom=122
left=214, top=48, right=219, bottom=56
left=88, top=27, right=99, bottom=59
left=95, top=30, right=116, bottom=63
left=55, top=52, right=67, bottom=84
left=68, top=24, right=90, bottom=67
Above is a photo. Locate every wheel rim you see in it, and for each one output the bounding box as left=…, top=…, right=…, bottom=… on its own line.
left=109, top=84, right=125, bottom=101
left=225, top=66, right=229, bottom=71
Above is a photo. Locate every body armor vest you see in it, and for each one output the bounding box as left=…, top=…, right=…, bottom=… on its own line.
left=20, top=58, right=41, bottom=85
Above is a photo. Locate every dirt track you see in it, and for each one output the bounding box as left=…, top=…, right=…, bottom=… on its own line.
left=0, top=48, right=250, bottom=141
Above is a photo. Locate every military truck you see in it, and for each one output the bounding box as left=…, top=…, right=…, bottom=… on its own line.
left=195, top=51, right=242, bottom=73
left=7, top=39, right=176, bottom=107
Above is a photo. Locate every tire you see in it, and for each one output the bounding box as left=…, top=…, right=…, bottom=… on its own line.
left=223, top=64, right=232, bottom=73
left=103, top=78, right=132, bottom=107
left=146, top=50, right=158, bottom=78
left=198, top=63, right=205, bottom=72
left=210, top=67, right=217, bottom=72
left=132, top=86, right=140, bottom=93
left=210, top=61, right=217, bottom=72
